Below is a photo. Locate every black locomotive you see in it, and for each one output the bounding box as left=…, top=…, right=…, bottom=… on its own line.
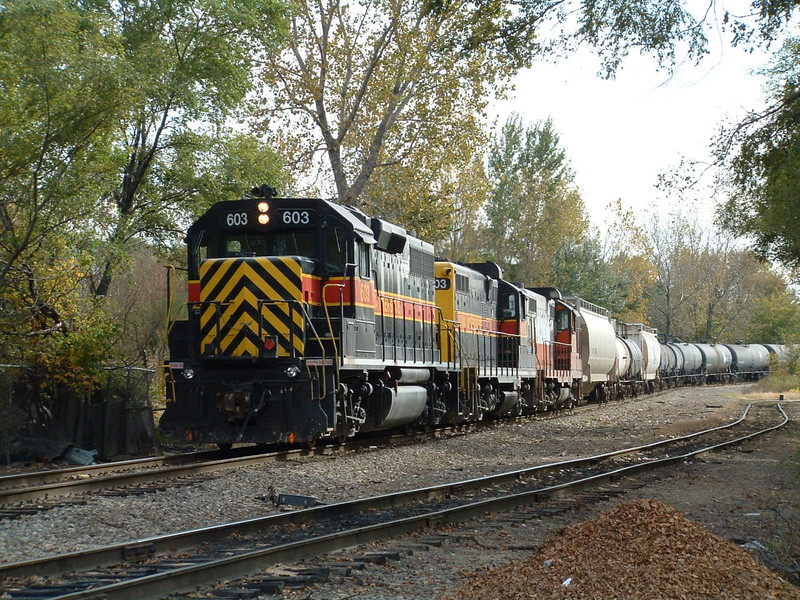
left=160, top=188, right=781, bottom=447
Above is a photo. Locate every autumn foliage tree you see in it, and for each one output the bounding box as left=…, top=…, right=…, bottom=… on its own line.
left=254, top=0, right=511, bottom=239
left=641, top=207, right=799, bottom=343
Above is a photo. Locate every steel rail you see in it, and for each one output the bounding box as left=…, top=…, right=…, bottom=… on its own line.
left=0, top=431, right=440, bottom=504
left=0, top=382, right=746, bottom=499
left=35, top=402, right=788, bottom=600
left=0, top=449, right=221, bottom=491
left=0, top=401, right=767, bottom=581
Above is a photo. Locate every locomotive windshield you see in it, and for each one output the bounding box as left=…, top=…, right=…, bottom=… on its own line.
left=221, top=231, right=316, bottom=258
left=499, top=291, right=518, bottom=319
left=188, top=226, right=351, bottom=278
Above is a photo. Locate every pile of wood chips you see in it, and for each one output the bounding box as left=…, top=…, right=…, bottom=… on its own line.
left=446, top=499, right=800, bottom=599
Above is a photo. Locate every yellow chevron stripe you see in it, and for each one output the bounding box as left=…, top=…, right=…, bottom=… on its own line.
left=231, top=335, right=259, bottom=357
left=200, top=258, right=305, bottom=357
left=200, top=260, right=237, bottom=301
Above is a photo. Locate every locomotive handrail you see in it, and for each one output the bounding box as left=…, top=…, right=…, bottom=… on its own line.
left=321, top=281, right=345, bottom=367
left=291, top=299, right=333, bottom=402
left=256, top=297, right=332, bottom=401
left=437, top=311, right=461, bottom=370
left=197, top=300, right=233, bottom=357
left=473, top=327, right=521, bottom=378
left=256, top=298, right=301, bottom=357
left=375, top=290, right=439, bottom=364
left=546, top=339, right=574, bottom=373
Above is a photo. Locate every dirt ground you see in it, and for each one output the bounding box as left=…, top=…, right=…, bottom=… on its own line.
left=620, top=393, right=800, bottom=588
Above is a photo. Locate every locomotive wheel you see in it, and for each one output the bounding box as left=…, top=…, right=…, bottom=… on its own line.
left=217, top=443, right=233, bottom=451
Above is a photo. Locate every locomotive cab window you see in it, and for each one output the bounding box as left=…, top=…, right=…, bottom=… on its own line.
left=358, top=242, right=371, bottom=278
left=188, top=229, right=321, bottom=277
left=219, top=231, right=316, bottom=259
left=189, top=231, right=215, bottom=279
left=500, top=292, right=517, bottom=319
left=323, top=225, right=350, bottom=274
left=556, top=308, right=571, bottom=332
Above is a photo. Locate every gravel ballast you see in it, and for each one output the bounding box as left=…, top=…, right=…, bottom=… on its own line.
left=1, top=385, right=798, bottom=600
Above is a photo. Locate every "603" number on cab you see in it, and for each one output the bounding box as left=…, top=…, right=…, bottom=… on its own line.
left=277, top=209, right=317, bottom=226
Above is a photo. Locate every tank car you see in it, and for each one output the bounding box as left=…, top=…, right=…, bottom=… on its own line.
left=724, top=344, right=770, bottom=380
left=694, top=343, right=733, bottom=383
left=561, top=297, right=617, bottom=401
left=762, top=343, right=787, bottom=358
left=618, top=323, right=660, bottom=393
left=658, top=342, right=685, bottom=385
left=674, top=343, right=704, bottom=382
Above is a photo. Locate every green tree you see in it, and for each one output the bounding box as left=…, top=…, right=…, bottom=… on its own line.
left=483, top=115, right=589, bottom=286
left=255, top=0, right=511, bottom=228
left=716, top=36, right=800, bottom=274
left=551, top=236, right=634, bottom=314
left=0, top=0, right=124, bottom=290
left=745, top=280, right=800, bottom=343
left=0, top=0, right=126, bottom=376
left=460, top=0, right=799, bottom=76
left=641, top=212, right=705, bottom=340
left=437, top=157, right=491, bottom=262
left=641, top=207, right=793, bottom=343
left=89, top=0, right=289, bottom=298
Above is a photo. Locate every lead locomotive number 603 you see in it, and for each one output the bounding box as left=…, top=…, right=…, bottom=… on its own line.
left=160, top=187, right=778, bottom=448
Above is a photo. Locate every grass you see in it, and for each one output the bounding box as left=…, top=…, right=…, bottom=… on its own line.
left=750, top=373, right=800, bottom=396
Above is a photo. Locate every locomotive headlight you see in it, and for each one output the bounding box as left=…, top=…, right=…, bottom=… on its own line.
left=284, top=365, right=300, bottom=378
left=183, top=368, right=195, bottom=380
left=257, top=213, right=270, bottom=225
left=257, top=201, right=269, bottom=213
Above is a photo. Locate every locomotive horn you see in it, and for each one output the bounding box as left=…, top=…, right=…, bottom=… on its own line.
left=251, top=184, right=277, bottom=198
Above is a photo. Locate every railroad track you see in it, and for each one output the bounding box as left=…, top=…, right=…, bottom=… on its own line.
left=0, top=389, right=653, bottom=513
left=0, top=419, right=511, bottom=515
left=0, top=402, right=787, bottom=600
left=0, top=379, right=708, bottom=511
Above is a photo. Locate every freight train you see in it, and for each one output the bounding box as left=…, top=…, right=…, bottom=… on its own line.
left=160, top=188, right=785, bottom=447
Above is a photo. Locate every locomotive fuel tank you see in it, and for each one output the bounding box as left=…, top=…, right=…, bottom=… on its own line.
left=361, top=384, right=428, bottom=431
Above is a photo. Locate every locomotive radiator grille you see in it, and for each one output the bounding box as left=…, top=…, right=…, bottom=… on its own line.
left=199, top=257, right=306, bottom=357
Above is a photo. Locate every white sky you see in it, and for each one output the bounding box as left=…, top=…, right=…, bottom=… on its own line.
left=490, top=39, right=772, bottom=229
